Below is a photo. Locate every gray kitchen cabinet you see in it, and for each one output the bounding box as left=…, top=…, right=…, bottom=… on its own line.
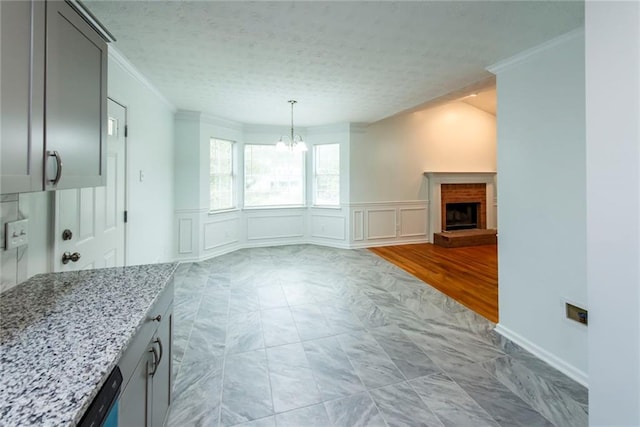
left=151, top=305, right=173, bottom=427
left=0, top=1, right=45, bottom=194
left=0, top=0, right=108, bottom=194
left=119, top=281, right=174, bottom=427
left=44, top=0, right=107, bottom=190
left=119, top=347, right=152, bottom=427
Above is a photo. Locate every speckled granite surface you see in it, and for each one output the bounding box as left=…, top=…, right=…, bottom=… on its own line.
left=0, top=263, right=177, bottom=427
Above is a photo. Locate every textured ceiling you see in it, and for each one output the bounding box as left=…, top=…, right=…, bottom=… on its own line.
left=84, top=1, right=583, bottom=126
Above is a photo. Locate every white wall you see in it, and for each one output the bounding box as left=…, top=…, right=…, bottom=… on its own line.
left=108, top=49, right=176, bottom=265
left=586, top=3, right=640, bottom=425
left=348, top=101, right=496, bottom=247
left=350, top=102, right=496, bottom=203
left=490, top=30, right=587, bottom=384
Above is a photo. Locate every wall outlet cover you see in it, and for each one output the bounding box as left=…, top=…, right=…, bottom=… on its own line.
left=566, top=302, right=588, bottom=326
left=5, top=219, right=29, bottom=250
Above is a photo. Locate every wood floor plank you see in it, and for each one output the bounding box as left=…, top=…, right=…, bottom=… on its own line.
left=369, top=243, right=498, bottom=322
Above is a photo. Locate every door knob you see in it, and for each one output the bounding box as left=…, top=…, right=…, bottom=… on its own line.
left=62, top=252, right=81, bottom=264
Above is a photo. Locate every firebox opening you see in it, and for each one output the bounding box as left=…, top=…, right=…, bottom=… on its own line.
left=445, top=202, right=480, bottom=231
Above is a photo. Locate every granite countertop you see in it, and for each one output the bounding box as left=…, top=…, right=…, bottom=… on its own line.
left=0, top=263, right=178, bottom=427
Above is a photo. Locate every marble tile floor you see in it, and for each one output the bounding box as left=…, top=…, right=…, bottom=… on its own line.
left=166, top=245, right=587, bottom=427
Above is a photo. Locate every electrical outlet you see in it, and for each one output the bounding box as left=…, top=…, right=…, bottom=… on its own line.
left=566, top=302, right=588, bottom=326
left=5, top=219, right=29, bottom=250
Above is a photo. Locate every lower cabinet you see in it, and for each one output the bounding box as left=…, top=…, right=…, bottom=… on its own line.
left=151, top=304, right=172, bottom=427
left=119, top=283, right=173, bottom=427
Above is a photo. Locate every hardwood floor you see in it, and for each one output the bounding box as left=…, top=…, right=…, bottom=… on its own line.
left=369, top=243, right=498, bottom=322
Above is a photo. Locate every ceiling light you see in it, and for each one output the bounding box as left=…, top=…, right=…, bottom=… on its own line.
left=276, top=100, right=307, bottom=152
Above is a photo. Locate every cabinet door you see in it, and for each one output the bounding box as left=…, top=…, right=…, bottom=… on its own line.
left=151, top=307, right=173, bottom=427
left=0, top=1, right=44, bottom=194
left=45, top=0, right=107, bottom=190
left=119, top=349, right=152, bottom=427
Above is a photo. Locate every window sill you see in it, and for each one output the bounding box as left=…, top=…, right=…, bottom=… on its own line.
left=311, top=205, right=342, bottom=210
left=208, top=208, right=240, bottom=215
left=242, top=205, right=308, bottom=211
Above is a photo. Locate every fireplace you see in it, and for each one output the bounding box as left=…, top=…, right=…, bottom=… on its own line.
left=424, top=172, right=497, bottom=240
left=440, top=183, right=487, bottom=231
left=445, top=202, right=480, bottom=231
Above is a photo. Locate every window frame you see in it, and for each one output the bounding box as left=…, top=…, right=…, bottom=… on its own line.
left=312, top=143, right=340, bottom=207
left=243, top=143, right=307, bottom=208
left=209, top=137, right=236, bottom=213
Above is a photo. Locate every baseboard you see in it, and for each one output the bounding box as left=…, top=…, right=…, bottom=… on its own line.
left=494, top=323, right=588, bottom=387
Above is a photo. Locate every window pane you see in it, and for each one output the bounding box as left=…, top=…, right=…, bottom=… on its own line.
left=314, top=144, right=340, bottom=206
left=210, top=175, right=233, bottom=210
left=316, top=175, right=339, bottom=205
left=210, top=138, right=234, bottom=210
left=244, top=144, right=304, bottom=207
left=315, top=144, right=340, bottom=174
left=210, top=139, right=232, bottom=174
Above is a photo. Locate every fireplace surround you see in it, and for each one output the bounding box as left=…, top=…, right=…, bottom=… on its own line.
left=424, top=172, right=497, bottom=241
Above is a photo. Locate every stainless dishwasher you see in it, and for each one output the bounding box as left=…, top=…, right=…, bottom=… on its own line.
left=79, top=366, right=122, bottom=427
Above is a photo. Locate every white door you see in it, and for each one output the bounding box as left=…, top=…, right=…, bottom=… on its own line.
left=53, top=99, right=126, bottom=271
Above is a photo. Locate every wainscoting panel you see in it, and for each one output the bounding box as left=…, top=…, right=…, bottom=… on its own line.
left=367, top=209, right=397, bottom=240
left=203, top=216, right=240, bottom=250
left=349, top=201, right=429, bottom=248
left=247, top=213, right=305, bottom=241
left=399, top=207, right=427, bottom=237
left=353, top=210, right=364, bottom=241
left=310, top=214, right=346, bottom=240
left=178, top=218, right=193, bottom=254
left=176, top=203, right=430, bottom=261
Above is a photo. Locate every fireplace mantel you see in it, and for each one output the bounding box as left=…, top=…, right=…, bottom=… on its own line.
left=423, top=172, right=497, bottom=241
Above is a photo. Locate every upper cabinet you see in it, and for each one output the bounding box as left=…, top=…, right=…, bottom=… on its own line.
left=45, top=1, right=107, bottom=190
left=1, top=0, right=109, bottom=194
left=0, top=1, right=44, bottom=193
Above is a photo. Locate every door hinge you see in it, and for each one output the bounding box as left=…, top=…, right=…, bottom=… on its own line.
left=124, top=210, right=128, bottom=223
left=124, top=125, right=128, bottom=138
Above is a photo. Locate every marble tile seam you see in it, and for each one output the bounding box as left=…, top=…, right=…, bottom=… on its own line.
left=410, top=371, right=502, bottom=427
left=481, top=355, right=586, bottom=427
left=170, top=245, right=584, bottom=427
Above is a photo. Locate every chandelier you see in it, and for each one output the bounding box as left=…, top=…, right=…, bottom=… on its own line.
left=276, top=100, right=307, bottom=152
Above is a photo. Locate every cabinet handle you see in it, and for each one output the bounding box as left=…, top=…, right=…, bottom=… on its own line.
left=155, top=337, right=163, bottom=366
left=151, top=314, right=161, bottom=322
left=148, top=346, right=159, bottom=377
left=48, top=151, right=63, bottom=185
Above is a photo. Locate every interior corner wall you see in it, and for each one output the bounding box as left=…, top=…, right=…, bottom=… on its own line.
left=174, top=113, right=202, bottom=211
left=493, top=31, right=587, bottom=382
left=108, top=56, right=175, bottom=265
left=349, top=102, right=496, bottom=204
left=586, top=2, right=640, bottom=425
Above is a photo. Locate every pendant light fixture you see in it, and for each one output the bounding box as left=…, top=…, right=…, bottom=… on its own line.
left=276, top=100, right=307, bottom=152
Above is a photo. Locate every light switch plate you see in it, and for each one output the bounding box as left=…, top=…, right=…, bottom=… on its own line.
left=5, top=219, right=29, bottom=250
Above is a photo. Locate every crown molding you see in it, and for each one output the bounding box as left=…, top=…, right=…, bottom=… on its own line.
left=305, top=122, right=351, bottom=135
left=487, top=27, right=584, bottom=75
left=174, top=110, right=201, bottom=122
left=201, top=113, right=243, bottom=131
left=108, top=45, right=176, bottom=111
